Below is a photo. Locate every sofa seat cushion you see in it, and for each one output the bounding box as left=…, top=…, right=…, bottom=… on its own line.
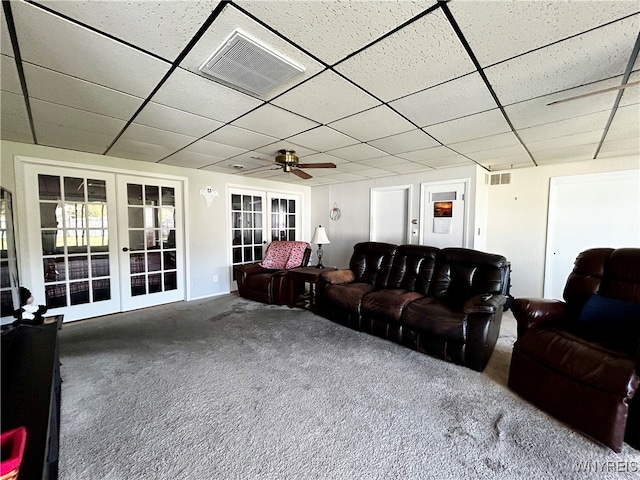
left=325, top=283, right=376, bottom=312
left=402, top=298, right=467, bottom=342
left=515, top=328, right=639, bottom=398
left=361, top=289, right=424, bottom=323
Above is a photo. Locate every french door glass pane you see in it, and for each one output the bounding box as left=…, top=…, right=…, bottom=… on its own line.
left=38, top=174, right=113, bottom=308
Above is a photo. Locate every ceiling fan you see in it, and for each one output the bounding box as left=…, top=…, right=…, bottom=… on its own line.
left=251, top=149, right=336, bottom=179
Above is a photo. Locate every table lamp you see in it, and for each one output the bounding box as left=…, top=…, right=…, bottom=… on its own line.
left=310, top=225, right=330, bottom=268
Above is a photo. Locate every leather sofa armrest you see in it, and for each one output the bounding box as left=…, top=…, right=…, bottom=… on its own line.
left=320, top=269, right=355, bottom=285
left=511, top=298, right=567, bottom=338
left=464, top=294, right=506, bottom=314
left=235, top=262, right=264, bottom=278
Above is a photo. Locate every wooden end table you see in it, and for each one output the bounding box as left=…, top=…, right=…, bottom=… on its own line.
left=287, top=266, right=337, bottom=311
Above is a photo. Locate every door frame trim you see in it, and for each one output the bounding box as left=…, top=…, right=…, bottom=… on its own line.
left=14, top=155, right=191, bottom=312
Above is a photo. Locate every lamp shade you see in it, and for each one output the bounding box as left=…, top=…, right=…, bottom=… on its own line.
left=311, top=225, right=330, bottom=244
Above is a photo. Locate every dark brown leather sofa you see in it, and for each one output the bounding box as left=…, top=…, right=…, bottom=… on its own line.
left=235, top=245, right=311, bottom=305
left=316, top=242, right=511, bottom=372
left=508, top=248, right=640, bottom=452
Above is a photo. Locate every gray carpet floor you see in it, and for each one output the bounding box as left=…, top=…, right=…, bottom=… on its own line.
left=58, top=294, right=640, bottom=479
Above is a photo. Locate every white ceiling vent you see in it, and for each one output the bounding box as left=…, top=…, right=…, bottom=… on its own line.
left=485, top=173, right=512, bottom=185
left=198, top=30, right=304, bottom=97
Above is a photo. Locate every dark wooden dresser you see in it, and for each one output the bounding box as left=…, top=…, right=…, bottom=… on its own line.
left=2, top=318, right=62, bottom=480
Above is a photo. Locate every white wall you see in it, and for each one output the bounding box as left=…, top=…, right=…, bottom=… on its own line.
left=0, top=140, right=311, bottom=301
left=309, top=164, right=479, bottom=269
left=484, top=156, right=639, bottom=298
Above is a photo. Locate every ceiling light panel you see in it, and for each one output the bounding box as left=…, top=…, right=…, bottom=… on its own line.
left=485, top=15, right=639, bottom=105
left=391, top=73, right=496, bottom=127
left=13, top=1, right=171, bottom=98
left=450, top=1, right=640, bottom=67
left=180, top=6, right=323, bottom=100
left=335, top=9, right=475, bottom=102
left=37, top=0, right=219, bottom=61
left=272, top=70, right=380, bottom=124
left=22, top=64, right=144, bottom=120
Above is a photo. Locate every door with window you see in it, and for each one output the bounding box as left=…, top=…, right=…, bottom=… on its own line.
left=22, top=163, right=185, bottom=321
left=420, top=180, right=467, bottom=248
left=229, top=189, right=300, bottom=288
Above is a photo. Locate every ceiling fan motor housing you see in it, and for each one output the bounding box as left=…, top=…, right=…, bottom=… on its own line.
left=275, top=149, right=298, bottom=169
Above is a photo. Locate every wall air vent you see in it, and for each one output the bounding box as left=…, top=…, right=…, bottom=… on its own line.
left=485, top=173, right=512, bottom=185
left=198, top=30, right=305, bottom=97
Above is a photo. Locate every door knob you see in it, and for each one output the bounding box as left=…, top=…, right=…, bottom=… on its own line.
left=122, top=247, right=130, bottom=252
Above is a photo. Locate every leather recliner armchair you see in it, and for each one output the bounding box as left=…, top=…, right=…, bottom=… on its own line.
left=235, top=241, right=311, bottom=305
left=508, top=248, right=640, bottom=452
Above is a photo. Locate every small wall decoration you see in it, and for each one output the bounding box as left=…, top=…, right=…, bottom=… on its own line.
left=433, top=201, right=453, bottom=234
left=199, top=186, right=219, bottom=207
left=330, top=203, right=341, bottom=221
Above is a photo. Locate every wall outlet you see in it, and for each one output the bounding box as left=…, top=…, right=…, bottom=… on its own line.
left=213, top=275, right=219, bottom=283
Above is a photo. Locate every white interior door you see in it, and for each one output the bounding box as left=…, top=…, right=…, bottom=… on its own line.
left=117, top=175, right=185, bottom=311
left=544, top=170, right=640, bottom=299
left=22, top=163, right=121, bottom=321
left=420, top=180, right=467, bottom=248
left=370, top=186, right=411, bottom=244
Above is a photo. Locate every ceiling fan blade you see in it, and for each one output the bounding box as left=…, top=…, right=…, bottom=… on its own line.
left=297, top=162, right=337, bottom=169
left=292, top=168, right=312, bottom=180
left=547, top=80, right=640, bottom=106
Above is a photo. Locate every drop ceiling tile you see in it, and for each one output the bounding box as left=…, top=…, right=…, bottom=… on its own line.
left=386, top=161, right=429, bottom=174
left=504, top=76, right=622, bottom=129
left=1, top=7, right=12, bottom=57
left=327, top=143, right=387, bottom=162
left=424, top=155, right=473, bottom=169
left=135, top=103, right=224, bottom=138
left=321, top=172, right=366, bottom=182
left=352, top=167, right=392, bottom=178
left=450, top=1, right=640, bottom=67
left=336, top=161, right=372, bottom=173
left=38, top=0, right=219, bottom=61
left=526, top=130, right=604, bottom=154
left=160, top=150, right=225, bottom=169
left=23, top=64, right=143, bottom=120
left=204, top=125, right=277, bottom=150
left=108, top=138, right=178, bottom=162
left=465, top=144, right=531, bottom=163
left=35, top=121, right=115, bottom=151
left=517, top=111, right=610, bottom=144
left=485, top=15, right=639, bottom=105
left=1, top=55, right=21, bottom=94
left=424, top=109, right=511, bottom=144
left=272, top=71, right=379, bottom=124
left=335, top=9, right=475, bottom=102
left=329, top=106, right=415, bottom=142
left=238, top=0, right=428, bottom=65
left=31, top=99, right=126, bottom=136
left=185, top=139, right=246, bottom=159
left=448, top=132, right=521, bottom=155
left=286, top=126, right=358, bottom=152
left=367, top=129, right=440, bottom=154
left=179, top=5, right=324, bottom=100
left=360, top=156, right=423, bottom=174
left=302, top=152, right=348, bottom=167
left=13, top=1, right=171, bottom=98
left=119, top=123, right=197, bottom=150
left=254, top=143, right=317, bottom=159
left=37, top=136, right=106, bottom=155
left=620, top=70, right=640, bottom=107
left=201, top=153, right=271, bottom=173
left=605, top=104, right=640, bottom=141
left=153, top=68, right=263, bottom=123
left=397, top=146, right=459, bottom=163
left=534, top=144, right=600, bottom=165
left=1, top=91, right=28, bottom=117
left=598, top=136, right=640, bottom=158
left=484, top=160, right=534, bottom=171
left=1, top=114, right=32, bottom=143
left=232, top=104, right=319, bottom=139
left=390, top=73, right=496, bottom=127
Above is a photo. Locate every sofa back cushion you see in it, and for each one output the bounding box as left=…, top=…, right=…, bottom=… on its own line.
left=259, top=241, right=310, bottom=270
left=430, top=248, right=509, bottom=306
left=386, top=245, right=439, bottom=294
left=563, top=248, right=614, bottom=307
left=598, top=248, right=640, bottom=303
left=349, top=242, right=397, bottom=288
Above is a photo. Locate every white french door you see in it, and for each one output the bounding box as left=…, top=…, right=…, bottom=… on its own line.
left=21, top=163, right=185, bottom=321
left=116, top=175, right=185, bottom=311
